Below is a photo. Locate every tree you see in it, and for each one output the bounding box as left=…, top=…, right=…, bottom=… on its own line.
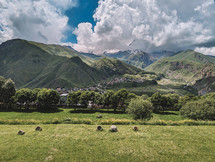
left=1, top=78, right=16, bottom=104
left=32, top=88, right=42, bottom=104
left=37, top=89, right=60, bottom=109
left=14, top=88, right=34, bottom=109
left=113, top=88, right=129, bottom=112
left=176, top=94, right=199, bottom=110
left=0, top=76, right=6, bottom=101
left=94, top=92, right=104, bottom=106
left=79, top=91, right=91, bottom=108
left=126, top=98, right=153, bottom=120
left=67, top=91, right=82, bottom=108
left=151, top=93, right=168, bottom=112
left=103, top=90, right=114, bottom=109
left=164, top=93, right=180, bottom=110
left=180, top=99, right=215, bottom=120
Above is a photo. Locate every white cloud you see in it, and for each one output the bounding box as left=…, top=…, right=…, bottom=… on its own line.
left=73, top=0, right=215, bottom=54
left=48, top=0, right=78, bottom=10
left=0, top=0, right=76, bottom=44
left=195, top=47, right=215, bottom=56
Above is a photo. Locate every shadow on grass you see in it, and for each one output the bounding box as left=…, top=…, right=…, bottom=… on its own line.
left=154, top=111, right=179, bottom=115
left=70, top=109, right=126, bottom=114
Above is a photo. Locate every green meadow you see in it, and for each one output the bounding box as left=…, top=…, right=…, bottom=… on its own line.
left=0, top=125, right=215, bottom=162
left=1, top=109, right=215, bottom=161
left=1, top=108, right=215, bottom=126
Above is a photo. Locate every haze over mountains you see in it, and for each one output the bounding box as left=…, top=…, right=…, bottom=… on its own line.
left=1, top=38, right=215, bottom=95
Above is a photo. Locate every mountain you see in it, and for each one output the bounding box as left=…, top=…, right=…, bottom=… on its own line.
left=27, top=40, right=97, bottom=65
left=150, top=50, right=178, bottom=61
left=104, top=50, right=153, bottom=69
left=0, top=39, right=142, bottom=89
left=145, top=50, right=215, bottom=93
left=92, top=57, right=142, bottom=77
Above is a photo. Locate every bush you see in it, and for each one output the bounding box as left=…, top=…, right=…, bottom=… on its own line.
left=180, top=99, right=215, bottom=120
left=126, top=98, right=153, bottom=120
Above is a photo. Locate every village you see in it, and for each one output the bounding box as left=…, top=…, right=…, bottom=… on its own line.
left=56, top=77, right=146, bottom=104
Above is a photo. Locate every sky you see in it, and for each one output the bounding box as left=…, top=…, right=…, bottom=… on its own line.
left=1, top=0, right=215, bottom=55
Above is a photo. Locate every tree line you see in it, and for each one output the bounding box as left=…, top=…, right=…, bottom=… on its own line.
left=1, top=76, right=215, bottom=121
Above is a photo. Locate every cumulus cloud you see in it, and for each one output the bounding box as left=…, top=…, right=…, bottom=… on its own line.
left=73, top=0, right=215, bottom=54
left=0, top=0, right=76, bottom=44
left=48, top=0, right=78, bottom=10
left=195, top=47, right=215, bottom=56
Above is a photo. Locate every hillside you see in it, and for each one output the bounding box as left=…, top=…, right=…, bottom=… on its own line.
left=145, top=50, right=215, bottom=93
left=92, top=57, right=142, bottom=77
left=28, top=40, right=97, bottom=65
left=105, top=50, right=153, bottom=69
left=0, top=39, right=143, bottom=89
left=0, top=39, right=105, bottom=88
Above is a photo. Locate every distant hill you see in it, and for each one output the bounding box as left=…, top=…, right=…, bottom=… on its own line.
left=104, top=50, right=153, bottom=69
left=0, top=39, right=143, bottom=89
left=150, top=50, right=178, bottom=61
left=145, top=50, right=215, bottom=93
left=92, top=57, right=142, bottom=77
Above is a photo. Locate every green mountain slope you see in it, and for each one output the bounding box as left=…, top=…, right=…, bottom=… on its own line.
left=105, top=50, right=153, bottom=69
left=92, top=57, right=142, bottom=77
left=28, top=40, right=97, bottom=65
left=145, top=50, right=215, bottom=84
left=0, top=39, right=143, bottom=89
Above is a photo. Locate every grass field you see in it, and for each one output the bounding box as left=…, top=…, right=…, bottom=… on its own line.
left=1, top=108, right=215, bottom=126
left=0, top=108, right=185, bottom=120
left=0, top=125, right=215, bottom=162
left=0, top=108, right=186, bottom=125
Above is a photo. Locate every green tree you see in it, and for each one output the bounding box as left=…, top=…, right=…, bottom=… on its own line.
left=126, top=98, right=153, bottom=120
left=37, top=89, right=60, bottom=109
left=67, top=91, right=82, bottom=108
left=14, top=88, right=34, bottom=109
left=176, top=94, right=199, bottom=110
left=180, top=99, right=215, bottom=120
left=0, top=76, right=6, bottom=101
left=150, top=93, right=168, bottom=112
left=1, top=78, right=16, bottom=104
left=114, top=88, right=129, bottom=112
left=79, top=91, right=91, bottom=108
left=164, top=93, right=180, bottom=110
left=95, top=92, right=104, bottom=106
left=103, top=90, right=114, bottom=109
left=32, top=88, right=42, bottom=103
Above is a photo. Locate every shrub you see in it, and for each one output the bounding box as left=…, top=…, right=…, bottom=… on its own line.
left=180, top=99, right=215, bottom=120
left=126, top=98, right=153, bottom=120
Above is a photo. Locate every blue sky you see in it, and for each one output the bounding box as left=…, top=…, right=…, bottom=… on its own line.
left=65, top=0, right=99, bottom=43
left=1, top=0, right=215, bottom=55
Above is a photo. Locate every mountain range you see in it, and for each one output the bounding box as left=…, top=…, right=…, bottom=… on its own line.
left=1, top=38, right=215, bottom=95
left=0, top=39, right=143, bottom=89
left=145, top=50, right=215, bottom=94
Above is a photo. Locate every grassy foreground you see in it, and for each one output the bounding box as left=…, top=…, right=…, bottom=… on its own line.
left=0, top=125, right=215, bottom=162
left=1, top=109, right=215, bottom=125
